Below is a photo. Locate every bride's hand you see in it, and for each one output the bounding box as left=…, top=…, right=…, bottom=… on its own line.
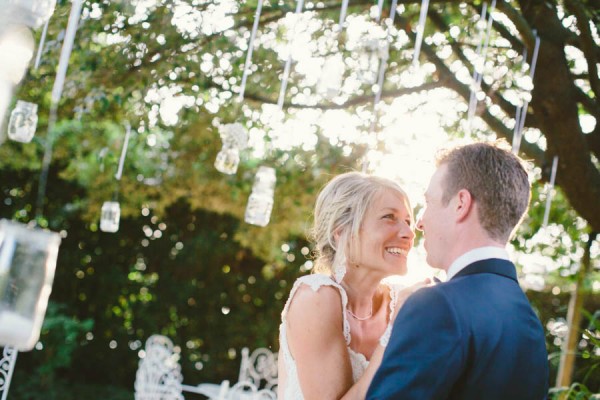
left=379, top=279, right=433, bottom=348
left=391, top=278, right=432, bottom=322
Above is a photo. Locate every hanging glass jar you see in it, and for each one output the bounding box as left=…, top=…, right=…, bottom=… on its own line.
left=244, top=166, right=276, bottom=227
left=214, top=123, right=248, bottom=175
left=0, top=24, right=35, bottom=126
left=0, top=219, right=61, bottom=351
left=100, top=201, right=120, bottom=233
left=8, top=100, right=38, bottom=143
left=5, top=0, right=57, bottom=29
left=214, top=146, right=240, bottom=175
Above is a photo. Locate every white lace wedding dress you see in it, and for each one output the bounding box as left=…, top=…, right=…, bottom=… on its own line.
left=278, top=274, right=404, bottom=400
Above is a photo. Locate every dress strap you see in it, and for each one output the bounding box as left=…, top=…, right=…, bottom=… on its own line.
left=281, top=274, right=352, bottom=345
left=379, top=280, right=407, bottom=347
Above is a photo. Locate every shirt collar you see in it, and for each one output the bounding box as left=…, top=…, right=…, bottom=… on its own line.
left=446, top=246, right=510, bottom=281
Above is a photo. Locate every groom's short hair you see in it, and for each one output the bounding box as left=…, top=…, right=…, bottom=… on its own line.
left=436, top=140, right=531, bottom=242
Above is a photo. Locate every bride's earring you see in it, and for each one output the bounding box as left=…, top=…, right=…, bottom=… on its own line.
left=332, top=252, right=347, bottom=283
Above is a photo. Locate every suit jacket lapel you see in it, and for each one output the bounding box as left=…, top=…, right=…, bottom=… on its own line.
left=451, top=259, right=518, bottom=283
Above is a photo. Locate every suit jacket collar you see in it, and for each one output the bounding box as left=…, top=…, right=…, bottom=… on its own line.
left=451, top=258, right=518, bottom=283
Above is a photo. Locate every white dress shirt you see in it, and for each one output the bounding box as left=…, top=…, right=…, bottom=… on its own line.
left=446, top=246, right=510, bottom=281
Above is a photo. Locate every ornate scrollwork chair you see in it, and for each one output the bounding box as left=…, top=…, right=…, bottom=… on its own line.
left=134, top=335, right=277, bottom=400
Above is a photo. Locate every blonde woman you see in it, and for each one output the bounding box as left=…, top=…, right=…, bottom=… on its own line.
left=278, top=172, right=427, bottom=399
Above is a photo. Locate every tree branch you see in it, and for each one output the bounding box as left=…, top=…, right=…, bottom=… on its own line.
left=396, top=14, right=544, bottom=164
left=574, top=86, right=600, bottom=118
left=496, top=0, right=536, bottom=48
left=237, top=81, right=446, bottom=110
left=428, top=10, right=534, bottom=127
left=565, top=0, right=600, bottom=100
left=587, top=126, right=600, bottom=160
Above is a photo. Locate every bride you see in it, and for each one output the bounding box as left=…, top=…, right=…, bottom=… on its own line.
left=278, top=172, right=426, bottom=399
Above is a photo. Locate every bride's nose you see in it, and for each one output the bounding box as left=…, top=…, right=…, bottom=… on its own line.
left=399, top=222, right=415, bottom=240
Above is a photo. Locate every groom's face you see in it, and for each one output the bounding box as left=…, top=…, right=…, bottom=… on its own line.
left=417, top=165, right=453, bottom=270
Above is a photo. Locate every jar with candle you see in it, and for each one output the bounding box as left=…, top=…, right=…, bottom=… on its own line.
left=100, top=201, right=120, bottom=233
left=0, top=219, right=61, bottom=351
left=214, top=123, right=248, bottom=175
left=4, top=0, right=57, bottom=28
left=244, top=167, right=276, bottom=227
left=8, top=100, right=38, bottom=143
left=214, top=146, right=240, bottom=175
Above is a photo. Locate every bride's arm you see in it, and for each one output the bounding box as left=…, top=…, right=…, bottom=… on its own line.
left=285, top=284, right=354, bottom=399
left=285, top=281, right=430, bottom=400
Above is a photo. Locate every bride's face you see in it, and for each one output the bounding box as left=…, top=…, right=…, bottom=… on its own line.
left=351, top=189, right=415, bottom=276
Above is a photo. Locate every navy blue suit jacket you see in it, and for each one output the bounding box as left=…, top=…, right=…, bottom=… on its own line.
left=367, top=259, right=549, bottom=399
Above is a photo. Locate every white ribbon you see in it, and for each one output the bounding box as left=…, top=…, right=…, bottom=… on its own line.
left=50, top=0, right=83, bottom=104
left=238, top=0, right=264, bottom=101
left=412, top=0, right=430, bottom=68
left=33, top=19, right=50, bottom=70
left=467, top=0, right=496, bottom=126
left=542, top=155, right=558, bottom=228
left=512, top=33, right=540, bottom=154
left=36, top=0, right=84, bottom=219
left=115, top=122, right=132, bottom=181
left=338, top=0, right=350, bottom=29
left=276, top=0, right=305, bottom=110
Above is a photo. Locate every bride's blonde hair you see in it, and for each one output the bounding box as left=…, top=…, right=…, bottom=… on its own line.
left=309, top=172, right=412, bottom=275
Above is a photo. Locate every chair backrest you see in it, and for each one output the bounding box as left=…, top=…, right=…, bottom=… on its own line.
left=134, top=335, right=278, bottom=400
left=236, top=347, right=278, bottom=394
left=134, top=334, right=184, bottom=400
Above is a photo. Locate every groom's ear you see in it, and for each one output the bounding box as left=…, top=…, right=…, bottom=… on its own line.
left=454, top=189, right=474, bottom=222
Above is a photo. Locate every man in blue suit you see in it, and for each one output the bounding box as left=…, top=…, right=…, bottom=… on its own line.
left=367, top=141, right=549, bottom=399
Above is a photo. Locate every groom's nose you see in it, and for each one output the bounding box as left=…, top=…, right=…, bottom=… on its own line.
left=415, top=208, right=425, bottom=232
left=416, top=219, right=424, bottom=232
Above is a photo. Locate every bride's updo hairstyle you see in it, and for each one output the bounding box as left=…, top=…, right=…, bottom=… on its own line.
left=309, top=172, right=412, bottom=276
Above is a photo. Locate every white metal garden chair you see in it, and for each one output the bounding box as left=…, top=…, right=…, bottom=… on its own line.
left=134, top=334, right=277, bottom=400
left=134, top=334, right=186, bottom=400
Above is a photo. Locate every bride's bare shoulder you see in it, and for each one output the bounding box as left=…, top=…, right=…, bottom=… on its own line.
left=286, top=276, right=344, bottom=323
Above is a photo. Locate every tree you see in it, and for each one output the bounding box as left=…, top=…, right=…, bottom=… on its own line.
left=4, top=0, right=598, bottom=233
left=1, top=0, right=599, bottom=396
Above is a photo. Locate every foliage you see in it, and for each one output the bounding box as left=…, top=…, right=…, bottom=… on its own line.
left=549, top=383, right=600, bottom=400
left=1, top=164, right=311, bottom=397
left=529, top=291, right=600, bottom=392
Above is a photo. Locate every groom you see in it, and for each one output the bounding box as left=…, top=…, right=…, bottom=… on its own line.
left=367, top=141, right=549, bottom=399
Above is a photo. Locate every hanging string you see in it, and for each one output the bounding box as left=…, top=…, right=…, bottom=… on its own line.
left=411, top=0, right=430, bottom=68
left=35, top=0, right=84, bottom=220
left=363, top=0, right=398, bottom=172
left=375, top=0, right=385, bottom=22
left=372, top=0, right=398, bottom=117
left=512, top=32, right=540, bottom=154
left=238, top=0, right=264, bottom=101
left=50, top=1, right=82, bottom=105
left=466, top=2, right=489, bottom=124
left=33, top=19, right=50, bottom=70
left=109, top=121, right=132, bottom=203
left=276, top=0, right=305, bottom=110
left=337, top=0, right=350, bottom=30
left=542, top=155, right=559, bottom=228
left=467, top=0, right=496, bottom=127
left=115, top=122, right=131, bottom=181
